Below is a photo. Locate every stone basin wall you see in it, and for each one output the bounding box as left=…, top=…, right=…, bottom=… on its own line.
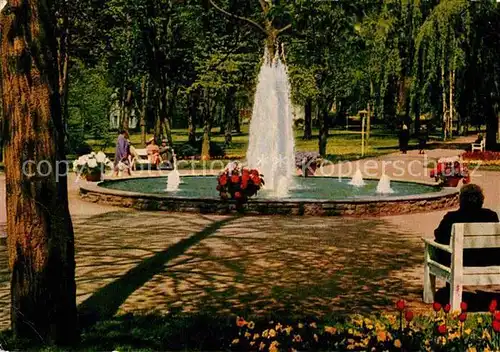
left=79, top=186, right=459, bottom=217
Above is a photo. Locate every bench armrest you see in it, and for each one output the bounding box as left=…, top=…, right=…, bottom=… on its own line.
left=422, top=238, right=452, bottom=253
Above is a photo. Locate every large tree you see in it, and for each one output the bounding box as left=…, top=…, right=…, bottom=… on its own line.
left=1, top=0, right=78, bottom=344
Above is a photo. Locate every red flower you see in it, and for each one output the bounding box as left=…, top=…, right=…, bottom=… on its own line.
left=396, top=300, right=405, bottom=312
left=443, top=304, right=451, bottom=313
left=433, top=302, right=442, bottom=312
left=236, top=316, right=247, bottom=328
left=405, top=311, right=414, bottom=322
left=460, top=302, right=468, bottom=312
left=437, top=324, right=447, bottom=335
left=241, top=180, right=248, bottom=190
left=234, top=192, right=242, bottom=199
left=490, top=300, right=498, bottom=314
left=494, top=311, right=500, bottom=321
left=219, top=174, right=227, bottom=186
left=458, top=313, right=467, bottom=322
left=493, top=320, right=500, bottom=333
left=231, top=174, right=240, bottom=184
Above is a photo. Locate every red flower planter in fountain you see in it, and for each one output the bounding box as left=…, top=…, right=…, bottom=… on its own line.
left=442, top=176, right=461, bottom=187
left=217, top=162, right=264, bottom=204
left=430, top=157, right=470, bottom=187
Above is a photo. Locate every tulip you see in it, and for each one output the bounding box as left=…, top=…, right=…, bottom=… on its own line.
left=437, top=324, right=447, bottom=335
left=458, top=313, right=467, bottom=322
left=396, top=299, right=405, bottom=312
left=443, top=304, right=451, bottom=313
left=494, top=311, right=500, bottom=321
left=405, top=311, right=414, bottom=322
left=493, top=320, right=500, bottom=333
left=489, top=300, right=497, bottom=313
left=235, top=192, right=242, bottom=199
left=460, top=302, right=468, bottom=312
left=433, top=302, right=442, bottom=312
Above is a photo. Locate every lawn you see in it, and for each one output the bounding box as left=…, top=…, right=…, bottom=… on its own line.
left=86, top=126, right=415, bottom=163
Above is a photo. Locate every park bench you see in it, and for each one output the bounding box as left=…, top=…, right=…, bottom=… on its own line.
left=423, top=223, right=500, bottom=311
left=471, top=139, right=485, bottom=152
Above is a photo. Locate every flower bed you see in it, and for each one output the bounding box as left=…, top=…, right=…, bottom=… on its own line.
left=295, top=152, right=321, bottom=177
left=230, top=300, right=500, bottom=351
left=462, top=151, right=500, bottom=166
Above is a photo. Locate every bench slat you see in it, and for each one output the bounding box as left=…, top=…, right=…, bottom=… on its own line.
left=463, top=274, right=500, bottom=286
left=422, top=238, right=452, bottom=253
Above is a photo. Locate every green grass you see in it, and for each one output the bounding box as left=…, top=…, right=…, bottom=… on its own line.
left=87, top=126, right=413, bottom=163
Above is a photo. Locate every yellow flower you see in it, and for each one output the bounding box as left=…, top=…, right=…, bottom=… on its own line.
left=346, top=345, right=355, bottom=351
left=275, top=323, right=283, bottom=332
left=313, top=333, right=318, bottom=342
left=437, top=336, right=447, bottom=345
left=364, top=318, right=372, bottom=325
left=477, top=317, right=483, bottom=324
left=484, top=347, right=491, bottom=352
left=231, top=338, right=240, bottom=345
left=375, top=322, right=386, bottom=331
left=259, top=342, right=266, bottom=351
left=387, top=332, right=393, bottom=341
left=467, top=347, right=477, bottom=352
left=377, top=331, right=387, bottom=342
left=269, top=341, right=279, bottom=352
left=348, top=328, right=354, bottom=335
left=464, top=328, right=472, bottom=336
left=353, top=319, right=363, bottom=327
left=449, top=332, right=460, bottom=341
left=324, top=326, right=337, bottom=335
left=244, top=332, right=251, bottom=338
left=394, top=339, right=402, bottom=348
left=366, top=323, right=374, bottom=330
left=482, top=329, right=492, bottom=341
left=284, top=326, right=293, bottom=335
left=310, top=322, right=317, bottom=329
left=386, top=314, right=397, bottom=326
left=250, top=341, right=255, bottom=346
left=293, top=334, right=303, bottom=343
left=269, top=329, right=276, bottom=338
left=248, top=321, right=255, bottom=329
left=262, top=329, right=269, bottom=338
left=298, top=323, right=304, bottom=329
left=253, top=333, right=260, bottom=340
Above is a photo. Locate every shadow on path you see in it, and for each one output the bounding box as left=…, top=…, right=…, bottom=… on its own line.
left=78, top=215, right=239, bottom=328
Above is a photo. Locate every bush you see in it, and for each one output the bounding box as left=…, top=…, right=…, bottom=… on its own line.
left=175, top=141, right=225, bottom=159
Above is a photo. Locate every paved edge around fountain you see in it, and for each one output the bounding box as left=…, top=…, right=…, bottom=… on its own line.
left=78, top=177, right=459, bottom=217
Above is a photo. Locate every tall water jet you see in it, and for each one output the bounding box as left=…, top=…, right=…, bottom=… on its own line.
left=349, top=168, right=365, bottom=187
left=247, top=49, right=295, bottom=197
left=376, top=174, right=394, bottom=194
left=166, top=151, right=181, bottom=192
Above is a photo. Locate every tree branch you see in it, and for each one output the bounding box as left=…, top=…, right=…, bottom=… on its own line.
left=277, top=23, right=292, bottom=35
left=209, top=0, right=266, bottom=34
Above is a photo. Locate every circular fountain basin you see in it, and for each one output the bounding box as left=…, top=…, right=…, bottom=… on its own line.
left=79, top=176, right=459, bottom=216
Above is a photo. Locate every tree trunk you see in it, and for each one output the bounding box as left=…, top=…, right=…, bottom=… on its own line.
left=303, top=98, right=312, bottom=140
left=234, top=108, right=241, bottom=133
left=449, top=69, right=454, bottom=138
left=188, top=90, right=197, bottom=144
left=140, top=76, right=148, bottom=145
left=224, top=87, right=236, bottom=146
left=441, top=63, right=448, bottom=140
left=485, top=98, right=498, bottom=150
left=201, top=90, right=212, bottom=160
left=122, top=89, right=132, bottom=131
left=1, top=0, right=78, bottom=344
left=165, top=87, right=177, bottom=146
left=318, top=104, right=329, bottom=157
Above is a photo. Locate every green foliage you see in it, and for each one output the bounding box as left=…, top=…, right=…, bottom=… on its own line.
left=67, top=61, right=113, bottom=153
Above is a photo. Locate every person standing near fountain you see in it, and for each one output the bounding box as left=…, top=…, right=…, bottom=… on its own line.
left=399, top=123, right=410, bottom=154
left=113, top=130, right=131, bottom=177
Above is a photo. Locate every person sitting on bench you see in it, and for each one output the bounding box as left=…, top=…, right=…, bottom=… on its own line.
left=434, top=184, right=499, bottom=267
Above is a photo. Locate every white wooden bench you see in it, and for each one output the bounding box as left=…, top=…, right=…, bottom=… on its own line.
left=471, top=139, right=485, bottom=152
left=423, top=223, right=500, bottom=311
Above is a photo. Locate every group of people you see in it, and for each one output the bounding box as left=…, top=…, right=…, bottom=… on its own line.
left=398, top=123, right=428, bottom=154
left=113, top=130, right=173, bottom=176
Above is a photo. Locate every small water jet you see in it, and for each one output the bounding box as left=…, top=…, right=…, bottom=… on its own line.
left=166, top=151, right=181, bottom=192
left=349, top=168, right=366, bottom=187
left=376, top=174, right=394, bottom=194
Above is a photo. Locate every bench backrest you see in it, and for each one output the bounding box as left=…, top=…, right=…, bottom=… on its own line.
left=134, top=148, right=148, bottom=157
left=451, top=223, right=500, bottom=250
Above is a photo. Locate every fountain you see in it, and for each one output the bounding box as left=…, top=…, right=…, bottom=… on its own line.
left=246, top=49, right=295, bottom=198
left=349, top=168, right=366, bottom=187
left=376, top=174, right=394, bottom=194
left=166, top=151, right=181, bottom=192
